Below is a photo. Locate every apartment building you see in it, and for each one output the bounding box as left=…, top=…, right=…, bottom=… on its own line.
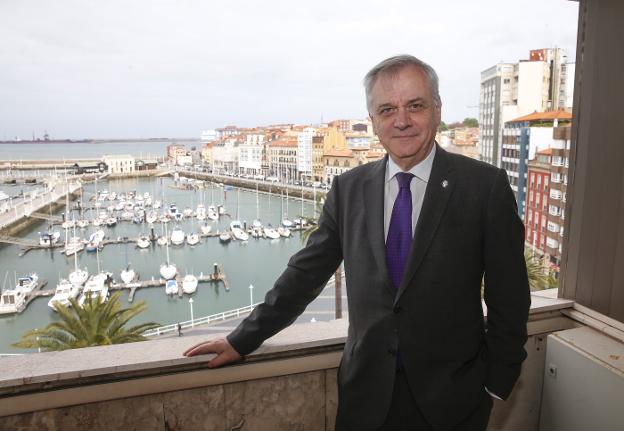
left=268, top=139, right=298, bottom=182
left=479, top=48, right=574, bottom=167
left=502, top=110, right=572, bottom=218
left=525, top=149, right=552, bottom=256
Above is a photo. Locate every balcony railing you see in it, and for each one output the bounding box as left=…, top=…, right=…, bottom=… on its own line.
left=0, top=293, right=587, bottom=431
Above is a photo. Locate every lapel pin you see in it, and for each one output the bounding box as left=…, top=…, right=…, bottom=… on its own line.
left=441, top=179, right=449, bottom=188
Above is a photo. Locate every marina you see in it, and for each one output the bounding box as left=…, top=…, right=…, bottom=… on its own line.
left=0, top=169, right=318, bottom=353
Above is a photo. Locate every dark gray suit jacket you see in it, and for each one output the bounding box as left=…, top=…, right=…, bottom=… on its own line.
left=228, top=146, right=530, bottom=431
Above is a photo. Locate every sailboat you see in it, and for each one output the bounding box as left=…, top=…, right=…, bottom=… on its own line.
left=68, top=246, right=89, bottom=288
left=160, top=223, right=177, bottom=280
left=136, top=233, right=151, bottom=249
left=170, top=225, right=185, bottom=245
left=76, top=185, right=89, bottom=228
left=207, top=181, right=219, bottom=220
left=64, top=222, right=84, bottom=256
left=230, top=189, right=249, bottom=241
left=281, top=189, right=293, bottom=228
left=120, top=243, right=137, bottom=285
left=182, top=273, right=198, bottom=294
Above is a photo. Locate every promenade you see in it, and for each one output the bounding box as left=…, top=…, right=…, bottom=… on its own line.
left=0, top=179, right=82, bottom=231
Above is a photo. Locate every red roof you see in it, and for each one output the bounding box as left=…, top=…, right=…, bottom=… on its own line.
left=508, top=110, right=572, bottom=123
left=537, top=148, right=553, bottom=155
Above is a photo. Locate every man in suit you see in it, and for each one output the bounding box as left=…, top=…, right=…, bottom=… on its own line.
left=184, top=55, right=530, bottom=431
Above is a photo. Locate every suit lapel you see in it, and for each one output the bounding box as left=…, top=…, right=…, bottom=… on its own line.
left=395, top=146, right=456, bottom=302
left=362, top=156, right=394, bottom=294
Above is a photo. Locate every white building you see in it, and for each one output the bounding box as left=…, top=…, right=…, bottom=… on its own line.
left=212, top=139, right=240, bottom=173
left=102, top=155, right=135, bottom=174
left=479, top=48, right=574, bottom=167
left=200, top=129, right=217, bottom=143
left=239, top=134, right=265, bottom=176
left=297, top=128, right=315, bottom=180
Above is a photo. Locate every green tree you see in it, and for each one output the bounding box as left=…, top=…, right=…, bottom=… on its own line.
left=524, top=250, right=558, bottom=291
left=438, top=121, right=449, bottom=132
left=13, top=292, right=160, bottom=352
left=463, top=117, right=479, bottom=128
left=301, top=193, right=343, bottom=319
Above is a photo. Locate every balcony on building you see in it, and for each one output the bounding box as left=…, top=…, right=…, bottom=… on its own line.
left=2, top=1, right=624, bottom=430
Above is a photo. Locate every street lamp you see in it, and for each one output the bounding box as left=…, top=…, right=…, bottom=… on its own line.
left=189, top=297, right=194, bottom=328
left=249, top=284, right=254, bottom=308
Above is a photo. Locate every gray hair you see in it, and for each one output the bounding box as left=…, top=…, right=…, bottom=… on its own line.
left=364, top=55, right=441, bottom=112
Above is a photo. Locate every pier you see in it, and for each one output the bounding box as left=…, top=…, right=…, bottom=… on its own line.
left=29, top=265, right=228, bottom=305
left=0, top=179, right=83, bottom=234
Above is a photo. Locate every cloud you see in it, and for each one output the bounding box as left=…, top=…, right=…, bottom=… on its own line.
left=0, top=0, right=579, bottom=139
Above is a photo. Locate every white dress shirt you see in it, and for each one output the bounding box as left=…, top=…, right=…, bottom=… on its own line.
left=384, top=145, right=436, bottom=242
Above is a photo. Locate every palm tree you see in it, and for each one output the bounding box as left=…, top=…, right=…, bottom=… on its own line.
left=301, top=194, right=343, bottom=319
left=13, top=292, right=160, bottom=352
left=524, top=249, right=558, bottom=291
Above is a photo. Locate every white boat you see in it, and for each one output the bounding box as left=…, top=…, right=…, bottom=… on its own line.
left=200, top=223, right=212, bottom=235
left=146, top=211, right=158, bottom=224
left=92, top=217, right=103, bottom=227
left=48, top=279, right=80, bottom=310
left=219, top=232, right=231, bottom=244
left=160, top=224, right=177, bottom=279
left=106, top=217, right=117, bottom=227
left=182, top=274, right=198, bottom=294
left=15, top=273, right=38, bottom=294
left=78, top=273, right=110, bottom=307
left=251, top=226, right=262, bottom=239
left=196, top=204, right=207, bottom=221
left=218, top=205, right=226, bottom=215
left=38, top=231, right=61, bottom=246
left=136, top=234, right=151, bottom=249
left=76, top=219, right=89, bottom=229
left=64, top=237, right=84, bottom=256
left=282, top=218, right=294, bottom=228
left=186, top=233, right=200, bottom=246
left=120, top=243, right=137, bottom=284
left=183, top=207, right=194, bottom=218
left=0, top=273, right=38, bottom=315
left=170, top=226, right=185, bottom=245
left=264, top=226, right=280, bottom=239
left=278, top=226, right=291, bottom=238
left=165, top=279, right=178, bottom=295
left=157, top=235, right=169, bottom=246
left=0, top=287, right=26, bottom=314
left=230, top=221, right=249, bottom=241
left=85, top=229, right=105, bottom=253
left=153, top=199, right=162, bottom=209
left=160, top=263, right=177, bottom=280
left=207, top=205, right=219, bottom=221
left=120, top=265, right=137, bottom=284
left=158, top=213, right=171, bottom=223
left=61, top=219, right=75, bottom=229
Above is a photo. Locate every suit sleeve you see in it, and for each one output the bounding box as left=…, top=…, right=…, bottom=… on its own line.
left=482, top=168, right=531, bottom=400
left=227, top=177, right=344, bottom=355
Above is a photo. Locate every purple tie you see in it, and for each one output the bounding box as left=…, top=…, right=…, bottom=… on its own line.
left=386, top=172, right=414, bottom=289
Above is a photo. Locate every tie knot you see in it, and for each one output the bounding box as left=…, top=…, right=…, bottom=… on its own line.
left=395, top=172, right=414, bottom=190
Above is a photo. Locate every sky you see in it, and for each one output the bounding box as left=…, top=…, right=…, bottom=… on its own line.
left=0, top=0, right=579, bottom=140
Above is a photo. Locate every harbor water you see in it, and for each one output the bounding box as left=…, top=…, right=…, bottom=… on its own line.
left=0, top=174, right=316, bottom=353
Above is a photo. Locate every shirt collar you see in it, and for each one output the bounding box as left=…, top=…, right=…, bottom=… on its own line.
left=385, top=143, right=436, bottom=184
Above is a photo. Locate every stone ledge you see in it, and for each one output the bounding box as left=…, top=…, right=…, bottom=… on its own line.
left=0, top=291, right=571, bottom=397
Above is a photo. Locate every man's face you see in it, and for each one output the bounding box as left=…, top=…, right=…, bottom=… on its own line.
left=369, top=65, right=441, bottom=171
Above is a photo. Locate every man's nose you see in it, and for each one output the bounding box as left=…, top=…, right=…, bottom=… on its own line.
left=393, top=107, right=411, bottom=129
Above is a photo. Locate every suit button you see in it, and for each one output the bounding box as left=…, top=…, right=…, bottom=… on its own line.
left=387, top=347, right=397, bottom=356
left=393, top=306, right=402, bottom=314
